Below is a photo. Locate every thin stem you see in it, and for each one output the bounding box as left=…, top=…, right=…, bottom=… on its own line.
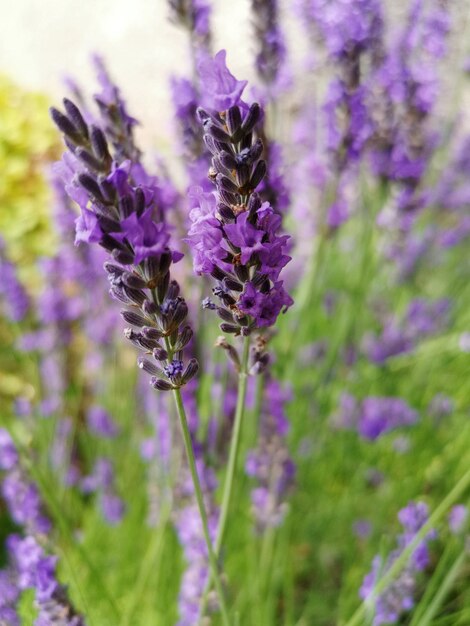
left=216, top=334, right=251, bottom=553
left=172, top=388, right=232, bottom=626
left=199, top=334, right=251, bottom=623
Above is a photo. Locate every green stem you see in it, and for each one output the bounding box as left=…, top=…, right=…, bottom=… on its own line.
left=417, top=550, right=466, bottom=626
left=216, top=335, right=251, bottom=553
left=199, top=334, right=251, bottom=623
left=172, top=388, right=232, bottom=626
left=344, top=467, right=470, bottom=626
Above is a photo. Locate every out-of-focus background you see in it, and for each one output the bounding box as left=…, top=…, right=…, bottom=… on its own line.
left=2, top=2, right=470, bottom=625
left=0, top=0, right=302, bottom=150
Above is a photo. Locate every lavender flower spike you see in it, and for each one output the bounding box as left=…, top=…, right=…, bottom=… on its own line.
left=360, top=501, right=436, bottom=625
left=50, top=98, right=197, bottom=392
left=187, top=53, right=293, bottom=334
left=0, top=237, right=30, bottom=322
left=0, top=429, right=86, bottom=625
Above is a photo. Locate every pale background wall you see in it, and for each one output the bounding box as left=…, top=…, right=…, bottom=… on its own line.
left=0, top=0, right=302, bottom=155
left=2, top=0, right=470, bottom=154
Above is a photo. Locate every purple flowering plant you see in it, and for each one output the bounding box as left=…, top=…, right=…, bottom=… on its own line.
left=1, top=1, right=470, bottom=625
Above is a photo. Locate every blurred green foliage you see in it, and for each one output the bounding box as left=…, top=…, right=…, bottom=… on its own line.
left=0, top=74, right=58, bottom=266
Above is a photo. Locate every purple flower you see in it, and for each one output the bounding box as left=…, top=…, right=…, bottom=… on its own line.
left=35, top=556, right=59, bottom=602
left=87, top=406, right=119, bottom=438
left=360, top=501, right=435, bottom=625
left=198, top=50, right=247, bottom=111
left=116, top=209, right=171, bottom=264
left=359, top=397, right=418, bottom=441
left=449, top=505, right=468, bottom=535
left=75, top=208, right=103, bottom=245
left=188, top=87, right=293, bottom=332
left=0, top=429, right=18, bottom=471
left=186, top=189, right=227, bottom=274
left=238, top=282, right=264, bottom=320
left=2, top=472, right=51, bottom=535
left=353, top=519, right=372, bottom=539
left=224, top=213, right=266, bottom=264
left=100, top=492, right=125, bottom=526
left=0, top=238, right=30, bottom=322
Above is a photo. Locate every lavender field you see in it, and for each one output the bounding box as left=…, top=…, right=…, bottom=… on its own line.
left=1, top=1, right=470, bottom=625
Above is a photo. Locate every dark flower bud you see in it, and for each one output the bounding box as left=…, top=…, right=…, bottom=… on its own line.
left=156, top=270, right=170, bottom=302
left=203, top=134, right=219, bottom=156
left=124, top=328, right=157, bottom=350
left=224, top=278, right=243, bottom=292
left=159, top=251, right=173, bottom=277
left=252, top=272, right=270, bottom=289
left=213, top=139, right=232, bottom=154
left=137, top=336, right=160, bottom=351
left=119, top=195, right=134, bottom=218
left=123, top=327, right=141, bottom=343
left=142, top=326, right=162, bottom=340
left=150, top=378, right=174, bottom=391
left=247, top=192, right=262, bottom=214
left=121, top=310, right=149, bottom=327
left=64, top=137, right=79, bottom=154
left=217, top=307, right=235, bottom=323
left=171, top=300, right=188, bottom=328
left=62, top=98, right=89, bottom=138
left=134, top=187, right=146, bottom=216
left=220, top=323, right=240, bottom=334
left=215, top=336, right=241, bottom=369
left=100, top=234, right=122, bottom=252
left=166, top=280, right=180, bottom=301
left=249, top=138, right=264, bottom=162
left=50, top=107, right=83, bottom=144
left=206, top=121, right=232, bottom=143
left=75, top=148, right=105, bottom=173
left=202, top=298, right=217, bottom=310
left=121, top=272, right=147, bottom=289
left=240, top=132, right=253, bottom=151
left=216, top=174, right=239, bottom=194
left=211, top=267, right=228, bottom=281
left=214, top=289, right=236, bottom=306
left=182, top=359, right=199, bottom=384
left=153, top=348, right=169, bottom=361
left=236, top=164, right=250, bottom=188
left=99, top=178, right=116, bottom=203
left=112, top=248, right=135, bottom=265
left=110, top=286, right=129, bottom=304
left=122, top=286, right=147, bottom=306
left=90, top=126, right=110, bottom=163
left=137, top=357, right=161, bottom=376
left=212, top=156, right=230, bottom=177
left=219, top=151, right=238, bottom=171
left=249, top=160, right=267, bottom=190
left=218, top=189, right=237, bottom=207
left=234, top=264, right=249, bottom=282
left=96, top=215, right=121, bottom=233
left=226, top=106, right=242, bottom=136
left=241, top=103, right=261, bottom=135
left=174, top=326, right=193, bottom=351
left=77, top=173, right=105, bottom=201
left=218, top=204, right=235, bottom=221
left=142, top=300, right=158, bottom=316
left=104, top=262, right=125, bottom=281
